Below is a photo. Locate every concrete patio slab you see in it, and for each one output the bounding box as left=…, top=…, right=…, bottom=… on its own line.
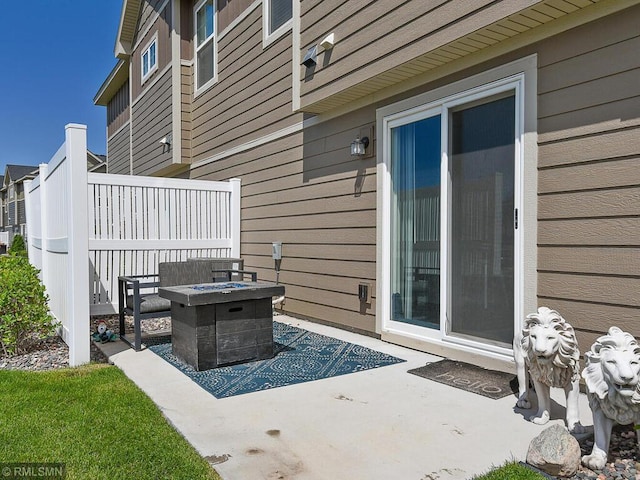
left=99, top=314, right=594, bottom=480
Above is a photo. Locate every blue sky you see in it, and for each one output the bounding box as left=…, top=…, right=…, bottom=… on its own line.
left=0, top=1, right=122, bottom=174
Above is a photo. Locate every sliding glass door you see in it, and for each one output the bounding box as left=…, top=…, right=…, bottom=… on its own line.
left=386, top=82, right=520, bottom=350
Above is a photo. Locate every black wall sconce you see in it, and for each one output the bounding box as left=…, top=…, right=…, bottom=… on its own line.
left=350, top=136, right=370, bottom=156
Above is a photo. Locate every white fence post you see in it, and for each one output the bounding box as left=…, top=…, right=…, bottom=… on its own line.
left=39, top=163, right=49, bottom=284
left=65, top=124, right=90, bottom=366
left=230, top=178, right=241, bottom=258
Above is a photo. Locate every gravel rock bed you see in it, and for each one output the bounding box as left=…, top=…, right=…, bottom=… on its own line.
left=566, top=425, right=640, bottom=480
left=0, top=315, right=171, bottom=372
left=0, top=336, right=108, bottom=370
left=91, top=314, right=171, bottom=335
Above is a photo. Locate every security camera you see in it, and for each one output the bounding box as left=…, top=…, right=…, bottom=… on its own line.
left=159, top=137, right=169, bottom=145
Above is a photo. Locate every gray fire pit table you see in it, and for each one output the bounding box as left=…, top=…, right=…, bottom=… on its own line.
left=158, top=281, right=285, bottom=371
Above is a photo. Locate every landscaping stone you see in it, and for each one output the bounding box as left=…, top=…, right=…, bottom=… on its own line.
left=0, top=315, right=170, bottom=371
left=527, top=424, right=581, bottom=477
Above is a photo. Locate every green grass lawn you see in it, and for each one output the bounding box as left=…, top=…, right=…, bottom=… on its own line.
left=471, top=460, right=549, bottom=479
left=0, top=364, right=221, bottom=480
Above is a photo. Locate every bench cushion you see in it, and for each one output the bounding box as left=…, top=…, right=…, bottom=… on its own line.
left=126, top=294, right=171, bottom=314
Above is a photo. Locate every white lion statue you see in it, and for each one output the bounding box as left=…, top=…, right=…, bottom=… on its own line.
left=513, top=307, right=584, bottom=433
left=582, top=326, right=640, bottom=470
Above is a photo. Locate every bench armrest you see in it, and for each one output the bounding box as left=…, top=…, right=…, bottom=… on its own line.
left=118, top=275, right=160, bottom=290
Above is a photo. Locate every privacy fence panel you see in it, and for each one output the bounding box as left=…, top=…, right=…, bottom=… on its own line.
left=24, top=124, right=241, bottom=365
left=88, top=174, right=240, bottom=315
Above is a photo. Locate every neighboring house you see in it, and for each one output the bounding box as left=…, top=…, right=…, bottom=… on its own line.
left=94, top=0, right=640, bottom=370
left=87, top=151, right=107, bottom=173
left=1, top=165, right=38, bottom=245
left=1, top=153, right=105, bottom=247
left=0, top=174, right=3, bottom=230
left=0, top=174, right=4, bottom=254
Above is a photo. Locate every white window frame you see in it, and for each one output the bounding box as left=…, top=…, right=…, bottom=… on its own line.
left=263, top=0, right=292, bottom=47
left=141, top=34, right=158, bottom=83
left=376, top=56, right=538, bottom=362
left=194, top=0, right=217, bottom=96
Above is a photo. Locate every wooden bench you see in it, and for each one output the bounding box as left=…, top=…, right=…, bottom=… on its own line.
left=117, top=258, right=253, bottom=351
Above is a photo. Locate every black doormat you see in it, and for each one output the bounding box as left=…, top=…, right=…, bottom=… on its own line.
left=408, top=359, right=518, bottom=400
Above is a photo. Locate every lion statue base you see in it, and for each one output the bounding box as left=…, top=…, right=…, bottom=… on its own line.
left=513, top=306, right=584, bottom=433
left=581, top=326, right=640, bottom=470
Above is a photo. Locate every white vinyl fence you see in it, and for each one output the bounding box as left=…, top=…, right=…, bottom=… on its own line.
left=24, top=124, right=90, bottom=366
left=88, top=173, right=240, bottom=315
left=24, top=124, right=241, bottom=365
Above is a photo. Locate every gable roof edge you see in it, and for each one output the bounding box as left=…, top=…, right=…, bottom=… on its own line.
left=94, top=59, right=129, bottom=106
left=115, top=0, right=142, bottom=59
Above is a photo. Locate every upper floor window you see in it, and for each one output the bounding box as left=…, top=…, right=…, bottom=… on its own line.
left=8, top=185, right=14, bottom=200
left=268, top=0, right=292, bottom=34
left=264, top=0, right=292, bottom=44
left=141, top=36, right=158, bottom=83
left=195, top=0, right=216, bottom=92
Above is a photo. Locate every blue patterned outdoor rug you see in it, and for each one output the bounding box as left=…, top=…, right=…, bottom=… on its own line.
left=148, top=321, right=405, bottom=398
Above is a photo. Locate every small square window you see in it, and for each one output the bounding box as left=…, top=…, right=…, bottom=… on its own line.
left=141, top=37, right=158, bottom=82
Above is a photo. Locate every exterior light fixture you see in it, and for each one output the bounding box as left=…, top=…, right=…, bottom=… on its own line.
left=350, top=136, right=369, bottom=156
left=320, top=33, right=335, bottom=51
left=302, top=45, right=317, bottom=68
left=159, top=133, right=172, bottom=153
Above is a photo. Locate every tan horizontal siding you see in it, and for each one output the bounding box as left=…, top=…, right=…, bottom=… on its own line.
left=538, top=157, right=640, bottom=194
left=217, top=0, right=254, bottom=32
left=539, top=70, right=639, bottom=121
left=193, top=86, right=292, bottom=152
left=282, top=298, right=376, bottom=333
left=243, top=210, right=375, bottom=232
left=190, top=6, right=301, bottom=161
left=538, top=273, right=640, bottom=308
left=538, top=247, right=640, bottom=276
left=131, top=69, right=173, bottom=175
left=299, top=0, right=531, bottom=108
left=538, top=218, right=640, bottom=245
left=538, top=127, right=640, bottom=168
left=538, top=36, right=640, bottom=95
left=534, top=298, right=639, bottom=335
left=242, top=243, right=376, bottom=262
left=539, top=188, right=640, bottom=219
left=536, top=4, right=640, bottom=68
left=535, top=6, right=640, bottom=340
left=241, top=227, right=377, bottom=245
left=107, top=126, right=130, bottom=175
left=538, top=96, right=640, bottom=142
left=250, top=255, right=375, bottom=282
left=243, top=192, right=377, bottom=221
left=191, top=102, right=378, bottom=332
